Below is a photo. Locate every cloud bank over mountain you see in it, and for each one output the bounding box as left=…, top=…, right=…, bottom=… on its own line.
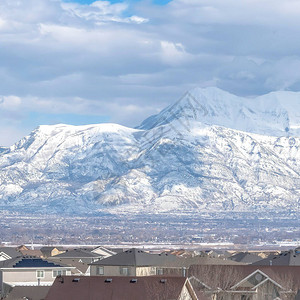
left=1, top=0, right=300, bottom=145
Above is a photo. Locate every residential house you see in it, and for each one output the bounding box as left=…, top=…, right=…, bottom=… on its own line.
left=47, top=257, right=91, bottom=276
left=89, top=248, right=184, bottom=277
left=188, top=265, right=300, bottom=300
left=48, top=248, right=102, bottom=264
left=0, top=256, right=74, bottom=298
left=253, top=249, right=300, bottom=266
left=40, top=247, right=65, bottom=258
left=48, top=248, right=104, bottom=276
left=19, top=249, right=44, bottom=258
left=15, top=245, right=29, bottom=252
left=45, top=276, right=199, bottom=300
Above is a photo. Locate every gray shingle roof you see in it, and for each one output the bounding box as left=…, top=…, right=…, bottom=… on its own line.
left=0, top=247, right=21, bottom=259
left=253, top=249, right=300, bottom=266
left=47, top=257, right=90, bottom=274
left=50, top=249, right=101, bottom=259
left=5, top=286, right=50, bottom=300
left=229, top=252, right=262, bottom=264
left=90, top=248, right=180, bottom=267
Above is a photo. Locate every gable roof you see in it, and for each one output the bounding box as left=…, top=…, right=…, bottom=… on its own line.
left=253, top=249, right=300, bottom=266
left=45, top=276, right=196, bottom=300
left=40, top=246, right=64, bottom=257
left=50, top=249, right=100, bottom=259
left=5, top=286, right=51, bottom=300
left=47, top=257, right=90, bottom=274
left=0, top=256, right=69, bottom=269
left=0, top=247, right=21, bottom=259
left=90, top=248, right=180, bottom=267
left=229, top=252, right=262, bottom=264
left=230, top=269, right=283, bottom=290
left=188, top=265, right=300, bottom=290
left=19, top=249, right=43, bottom=258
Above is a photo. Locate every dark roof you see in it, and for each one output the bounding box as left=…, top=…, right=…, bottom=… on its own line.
left=50, top=249, right=100, bottom=259
left=45, top=276, right=190, bottom=300
left=0, top=256, right=68, bottom=269
left=162, top=255, right=245, bottom=269
left=5, top=286, right=50, bottom=300
left=90, top=248, right=181, bottom=267
left=229, top=252, right=262, bottom=264
left=0, top=247, right=21, bottom=259
left=253, top=249, right=300, bottom=266
left=47, top=258, right=90, bottom=274
left=295, top=289, right=300, bottom=300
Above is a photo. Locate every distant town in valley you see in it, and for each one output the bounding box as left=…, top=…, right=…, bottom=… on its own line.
left=1, top=210, right=299, bottom=249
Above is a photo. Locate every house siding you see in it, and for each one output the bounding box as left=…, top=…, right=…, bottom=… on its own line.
left=2, top=269, right=71, bottom=285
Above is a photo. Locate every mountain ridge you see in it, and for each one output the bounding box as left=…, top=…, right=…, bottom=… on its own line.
left=1, top=87, right=300, bottom=214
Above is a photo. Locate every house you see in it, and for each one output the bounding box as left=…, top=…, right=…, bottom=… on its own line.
left=227, top=269, right=285, bottom=300
left=48, top=248, right=102, bottom=264
left=89, top=248, right=184, bottom=277
left=253, top=249, right=300, bottom=266
left=15, top=245, right=29, bottom=252
left=45, top=276, right=199, bottom=300
left=40, top=246, right=65, bottom=258
left=47, top=248, right=104, bottom=275
left=0, top=256, right=74, bottom=298
left=19, top=249, right=44, bottom=258
left=47, top=257, right=91, bottom=276
left=188, top=265, right=300, bottom=300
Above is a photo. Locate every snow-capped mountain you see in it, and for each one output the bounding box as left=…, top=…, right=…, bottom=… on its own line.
left=1, top=87, right=300, bottom=214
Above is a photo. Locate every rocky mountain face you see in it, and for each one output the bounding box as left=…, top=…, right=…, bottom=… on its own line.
left=1, top=87, right=300, bottom=214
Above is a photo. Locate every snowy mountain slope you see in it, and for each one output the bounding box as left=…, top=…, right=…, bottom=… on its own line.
left=1, top=87, right=300, bottom=214
left=140, top=87, right=300, bottom=136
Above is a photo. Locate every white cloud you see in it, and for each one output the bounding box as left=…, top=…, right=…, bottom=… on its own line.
left=160, top=41, right=191, bottom=66
left=1, top=0, right=300, bottom=146
left=0, top=95, right=22, bottom=110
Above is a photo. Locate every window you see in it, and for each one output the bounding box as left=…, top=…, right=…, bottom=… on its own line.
left=241, top=296, right=252, bottom=300
left=96, top=266, right=104, bottom=275
left=156, top=268, right=163, bottom=275
left=53, top=270, right=67, bottom=277
left=36, top=270, right=45, bottom=278
left=120, top=267, right=130, bottom=276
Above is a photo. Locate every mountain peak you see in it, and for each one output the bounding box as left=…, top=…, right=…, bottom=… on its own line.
left=139, top=86, right=300, bottom=136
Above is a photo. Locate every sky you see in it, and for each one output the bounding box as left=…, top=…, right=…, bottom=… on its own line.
left=1, top=0, right=300, bottom=146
